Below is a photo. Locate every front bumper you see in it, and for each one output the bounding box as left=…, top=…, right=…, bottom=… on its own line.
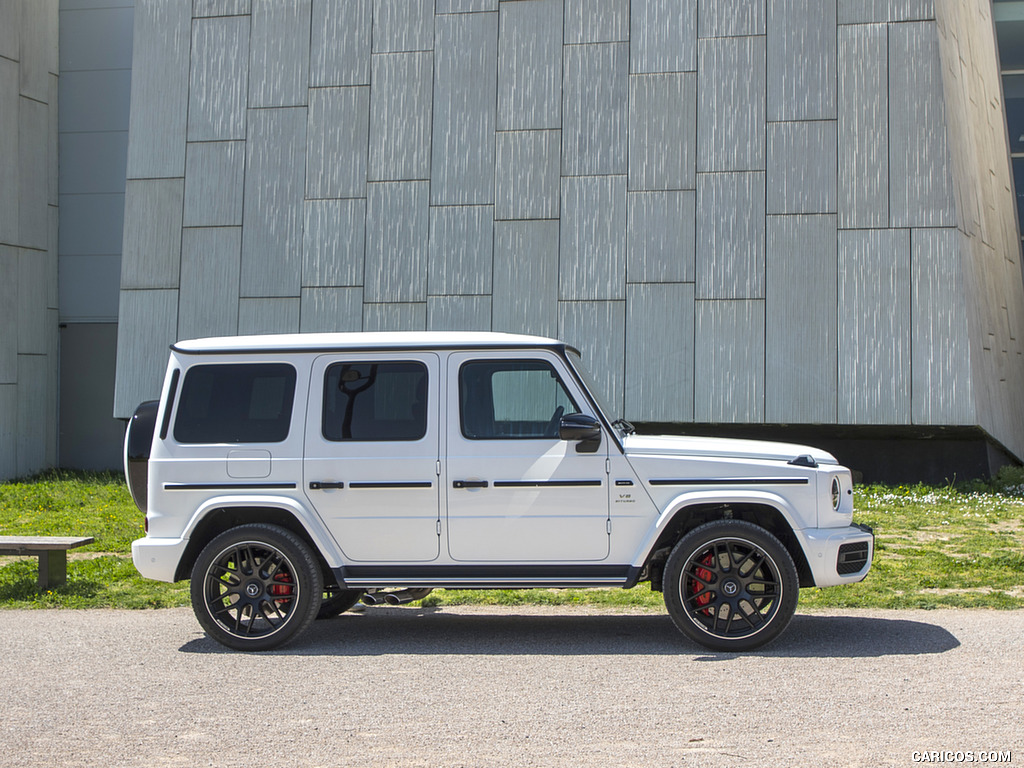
left=798, top=523, right=875, bottom=587
left=132, top=536, right=189, bottom=583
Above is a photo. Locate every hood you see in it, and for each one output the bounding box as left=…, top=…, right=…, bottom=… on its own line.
left=621, top=434, right=838, bottom=466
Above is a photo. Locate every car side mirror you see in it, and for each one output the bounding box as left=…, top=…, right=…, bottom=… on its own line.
left=559, top=413, right=602, bottom=453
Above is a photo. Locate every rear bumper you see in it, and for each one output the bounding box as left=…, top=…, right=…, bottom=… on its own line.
left=799, top=523, right=874, bottom=587
left=132, top=536, right=188, bottom=583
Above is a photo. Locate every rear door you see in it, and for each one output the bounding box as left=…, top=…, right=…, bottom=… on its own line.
left=303, top=352, right=440, bottom=562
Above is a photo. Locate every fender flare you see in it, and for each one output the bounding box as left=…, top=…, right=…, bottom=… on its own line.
left=630, top=489, right=804, bottom=568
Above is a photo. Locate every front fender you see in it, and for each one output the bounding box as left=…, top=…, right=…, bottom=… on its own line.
left=629, top=489, right=804, bottom=568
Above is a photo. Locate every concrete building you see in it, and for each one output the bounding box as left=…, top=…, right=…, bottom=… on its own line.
left=3, top=0, right=1024, bottom=483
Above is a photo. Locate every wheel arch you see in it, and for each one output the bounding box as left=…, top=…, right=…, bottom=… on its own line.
left=174, top=500, right=337, bottom=582
left=639, top=495, right=814, bottom=589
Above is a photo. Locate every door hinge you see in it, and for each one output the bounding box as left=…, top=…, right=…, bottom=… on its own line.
left=436, top=519, right=442, bottom=536
left=606, top=518, right=612, bottom=534
left=605, top=458, right=611, bottom=474
left=436, top=460, right=441, bottom=476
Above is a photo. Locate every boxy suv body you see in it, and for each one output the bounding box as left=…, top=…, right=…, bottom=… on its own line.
left=126, top=332, right=873, bottom=651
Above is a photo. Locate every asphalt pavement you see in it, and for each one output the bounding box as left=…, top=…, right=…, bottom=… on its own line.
left=0, top=605, right=1021, bottom=767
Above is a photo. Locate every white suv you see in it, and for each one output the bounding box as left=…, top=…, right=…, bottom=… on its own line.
left=125, top=332, right=873, bottom=652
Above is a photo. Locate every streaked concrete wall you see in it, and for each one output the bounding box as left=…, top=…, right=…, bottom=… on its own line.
left=0, top=0, right=60, bottom=479
left=112, top=0, right=1024, bottom=464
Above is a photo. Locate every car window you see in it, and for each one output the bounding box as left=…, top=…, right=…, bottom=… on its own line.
left=323, top=361, right=428, bottom=441
left=459, top=360, right=579, bottom=440
left=173, top=363, right=296, bottom=444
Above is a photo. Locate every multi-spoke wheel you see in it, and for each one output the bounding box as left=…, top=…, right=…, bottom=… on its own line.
left=663, top=520, right=799, bottom=652
left=190, top=524, right=322, bottom=651
left=317, top=583, right=364, bottom=619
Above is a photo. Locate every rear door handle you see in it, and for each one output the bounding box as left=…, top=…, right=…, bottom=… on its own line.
left=453, top=480, right=488, bottom=489
left=309, top=481, right=345, bottom=490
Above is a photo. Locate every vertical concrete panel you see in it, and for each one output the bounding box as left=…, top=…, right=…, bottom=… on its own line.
left=178, top=227, right=241, bottom=340
left=248, top=0, right=311, bottom=108
left=121, top=178, right=184, bottom=289
left=629, top=73, right=696, bottom=192
left=497, top=0, right=562, bottom=131
left=767, top=0, right=837, bottom=121
left=0, top=59, right=17, bottom=243
left=306, top=86, right=370, bottom=199
left=238, top=298, right=301, bottom=334
left=241, top=108, right=306, bottom=298
left=303, top=198, right=366, bottom=287
left=697, top=35, right=766, bottom=172
left=627, top=191, right=696, bottom=283
left=310, top=0, right=372, bottom=86
left=564, top=0, right=628, bottom=43
left=437, top=0, right=498, bottom=12
left=0, top=1, right=19, bottom=60
left=59, top=132, right=130, bottom=195
left=559, top=175, right=627, bottom=300
left=765, top=214, right=838, bottom=422
left=495, top=130, right=560, bottom=220
left=698, top=0, right=766, bottom=38
left=364, top=181, right=429, bottom=302
left=60, top=71, right=132, bottom=135
left=187, top=15, right=250, bottom=142
left=631, top=0, right=696, bottom=74
left=368, top=51, right=433, bottom=181
left=193, top=0, right=252, bottom=16
left=47, top=74, right=57, bottom=208
left=59, top=255, right=121, bottom=322
left=372, top=0, right=434, bottom=52
left=767, top=120, right=837, bottom=214
left=427, top=296, right=492, bottom=331
left=300, top=287, right=363, bottom=332
left=838, top=0, right=934, bottom=23
left=183, top=141, right=245, bottom=227
left=16, top=354, right=47, bottom=476
left=626, top=283, right=694, bottom=421
left=696, top=172, right=765, bottom=298
left=694, top=299, right=765, bottom=422
left=17, top=250, right=48, bottom=354
left=428, top=206, right=493, bottom=296
left=493, top=220, right=559, bottom=336
left=113, top=289, right=178, bottom=417
left=838, top=23, right=888, bottom=229
left=0, top=385, right=16, bottom=478
left=18, top=97, right=48, bottom=250
left=559, top=300, right=626, bottom=415
left=431, top=12, right=498, bottom=206
left=19, top=0, right=50, bottom=104
left=0, top=247, right=16, bottom=382
left=889, top=21, right=955, bottom=228
left=838, top=229, right=911, bottom=423
left=363, top=302, right=428, bottom=331
left=912, top=228, right=974, bottom=424
left=126, top=0, right=190, bottom=178
left=562, top=43, right=629, bottom=176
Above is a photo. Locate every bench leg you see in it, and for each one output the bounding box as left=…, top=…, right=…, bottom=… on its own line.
left=37, top=551, right=68, bottom=589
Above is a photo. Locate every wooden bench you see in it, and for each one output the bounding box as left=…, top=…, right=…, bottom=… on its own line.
left=0, top=536, right=95, bottom=589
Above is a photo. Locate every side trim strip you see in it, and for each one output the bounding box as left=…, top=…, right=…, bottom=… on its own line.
left=492, top=480, right=603, bottom=488
left=648, top=477, right=810, bottom=487
left=163, top=482, right=298, bottom=491
left=349, top=481, right=433, bottom=489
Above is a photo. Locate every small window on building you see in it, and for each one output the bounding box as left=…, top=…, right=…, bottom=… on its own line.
left=460, top=360, right=579, bottom=440
left=323, top=361, right=428, bottom=441
left=174, top=364, right=296, bottom=444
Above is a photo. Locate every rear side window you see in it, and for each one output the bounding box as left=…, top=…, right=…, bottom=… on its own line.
left=173, top=363, right=296, bottom=444
left=323, top=361, right=427, bottom=441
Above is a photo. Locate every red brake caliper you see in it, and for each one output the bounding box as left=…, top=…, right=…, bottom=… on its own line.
left=270, top=571, right=293, bottom=605
left=692, top=553, right=715, bottom=612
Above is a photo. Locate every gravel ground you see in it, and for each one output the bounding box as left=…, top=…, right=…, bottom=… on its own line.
left=0, top=605, right=1021, bottom=768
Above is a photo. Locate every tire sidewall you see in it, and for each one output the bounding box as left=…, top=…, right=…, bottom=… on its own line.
left=190, top=523, right=323, bottom=651
left=663, top=520, right=799, bottom=652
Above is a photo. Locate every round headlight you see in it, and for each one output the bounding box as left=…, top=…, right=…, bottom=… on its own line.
left=831, top=477, right=842, bottom=511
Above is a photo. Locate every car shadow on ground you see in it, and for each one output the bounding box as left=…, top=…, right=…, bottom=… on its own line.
left=179, top=608, right=960, bottom=659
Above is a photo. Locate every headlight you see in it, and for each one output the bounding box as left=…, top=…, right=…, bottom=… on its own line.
left=831, top=476, right=841, bottom=511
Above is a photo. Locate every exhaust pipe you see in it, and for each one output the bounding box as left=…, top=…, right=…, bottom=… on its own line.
left=360, top=590, right=387, bottom=606
left=383, top=588, right=433, bottom=605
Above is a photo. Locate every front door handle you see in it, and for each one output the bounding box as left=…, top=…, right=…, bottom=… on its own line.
left=309, top=481, right=345, bottom=490
left=453, top=480, right=488, bottom=489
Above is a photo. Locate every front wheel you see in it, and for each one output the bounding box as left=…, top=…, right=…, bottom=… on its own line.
left=663, top=520, right=799, bottom=652
left=190, top=524, right=322, bottom=651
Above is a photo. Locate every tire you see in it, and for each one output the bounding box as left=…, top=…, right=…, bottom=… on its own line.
left=190, top=524, right=323, bottom=652
left=317, top=583, right=364, bottom=619
left=663, top=520, right=799, bottom=652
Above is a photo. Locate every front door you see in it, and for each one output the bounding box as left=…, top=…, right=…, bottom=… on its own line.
left=445, top=351, right=609, bottom=562
left=304, top=353, right=440, bottom=562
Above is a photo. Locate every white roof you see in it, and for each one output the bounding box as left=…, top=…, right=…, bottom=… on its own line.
left=172, top=331, right=566, bottom=354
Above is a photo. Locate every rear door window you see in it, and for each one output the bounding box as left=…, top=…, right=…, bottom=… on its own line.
left=322, top=361, right=428, bottom=441
left=173, top=363, right=296, bottom=444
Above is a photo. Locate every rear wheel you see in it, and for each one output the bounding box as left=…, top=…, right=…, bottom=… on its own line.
left=190, top=524, right=322, bottom=651
left=663, top=520, right=798, bottom=652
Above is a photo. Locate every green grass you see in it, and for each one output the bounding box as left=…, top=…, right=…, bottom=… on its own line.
left=1, top=469, right=1022, bottom=611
